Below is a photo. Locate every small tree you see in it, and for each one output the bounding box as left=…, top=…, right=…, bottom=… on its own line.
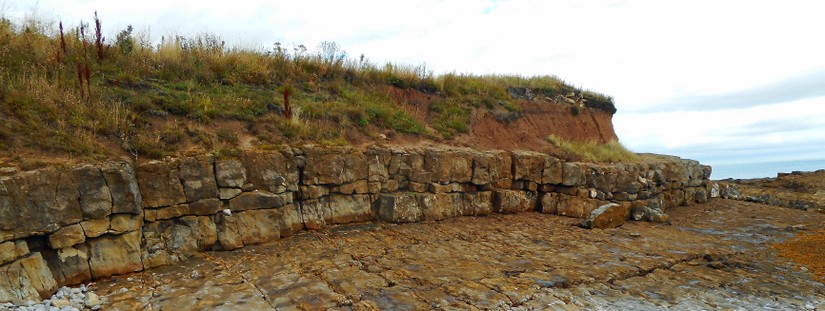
left=115, top=25, right=134, bottom=55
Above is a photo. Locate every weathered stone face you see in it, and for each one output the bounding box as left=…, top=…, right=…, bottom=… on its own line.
left=580, top=203, right=630, bottom=229
left=0, top=240, right=29, bottom=265
left=101, top=162, right=142, bottom=215
left=79, top=218, right=110, bottom=238
left=462, top=191, right=493, bottom=216
left=87, top=231, right=143, bottom=279
left=74, top=166, right=113, bottom=219
left=142, top=216, right=217, bottom=268
left=242, top=150, right=299, bottom=193
left=366, top=147, right=391, bottom=183
left=0, top=253, right=57, bottom=304
left=377, top=193, right=425, bottom=223
left=216, top=209, right=282, bottom=250
left=542, top=156, right=563, bottom=185
left=227, top=191, right=292, bottom=212
left=42, top=244, right=90, bottom=286
left=303, top=147, right=368, bottom=186
left=0, top=145, right=718, bottom=300
left=472, top=151, right=512, bottom=186
left=327, top=195, right=373, bottom=225
left=512, top=151, right=545, bottom=183
left=425, top=150, right=473, bottom=184
left=48, top=224, right=86, bottom=249
left=552, top=194, right=604, bottom=219
left=136, top=160, right=186, bottom=208
left=179, top=156, right=219, bottom=203
left=215, top=158, right=246, bottom=188
left=562, top=163, right=585, bottom=187
left=492, top=190, right=537, bottom=214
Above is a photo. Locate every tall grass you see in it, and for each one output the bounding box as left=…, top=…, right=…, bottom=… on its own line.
left=546, top=135, right=638, bottom=163
left=0, top=13, right=616, bottom=159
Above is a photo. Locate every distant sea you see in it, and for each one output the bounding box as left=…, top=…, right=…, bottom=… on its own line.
left=710, top=158, right=825, bottom=180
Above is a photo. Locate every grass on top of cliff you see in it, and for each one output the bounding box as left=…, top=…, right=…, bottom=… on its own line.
left=0, top=14, right=615, bottom=162
left=546, top=135, right=639, bottom=163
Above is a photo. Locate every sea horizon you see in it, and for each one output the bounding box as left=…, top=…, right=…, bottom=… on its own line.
left=709, top=158, right=825, bottom=180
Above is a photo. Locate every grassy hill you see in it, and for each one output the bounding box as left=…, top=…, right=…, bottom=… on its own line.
left=0, top=14, right=621, bottom=165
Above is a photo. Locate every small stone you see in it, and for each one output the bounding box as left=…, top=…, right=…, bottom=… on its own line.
left=52, top=299, right=70, bottom=308
left=85, top=292, right=101, bottom=308
left=222, top=209, right=232, bottom=216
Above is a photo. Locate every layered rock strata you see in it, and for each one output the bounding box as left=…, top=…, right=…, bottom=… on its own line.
left=0, top=146, right=712, bottom=303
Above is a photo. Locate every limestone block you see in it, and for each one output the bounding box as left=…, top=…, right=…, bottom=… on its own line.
left=42, top=244, right=90, bottom=286
left=366, top=147, right=391, bottom=183
left=300, top=198, right=329, bottom=230
left=328, top=195, right=373, bottom=225
left=303, top=147, right=368, bottom=185
left=553, top=194, right=604, bottom=219
left=219, top=188, right=243, bottom=200
left=539, top=193, right=560, bottom=214
left=87, top=231, right=142, bottom=279
left=278, top=204, right=304, bottom=238
left=142, top=216, right=217, bottom=268
left=73, top=166, right=113, bottom=219
left=630, top=204, right=669, bottom=223
left=710, top=183, right=721, bottom=198
left=695, top=188, right=709, bottom=203
left=189, top=198, right=223, bottom=215
left=542, top=156, right=563, bottom=185
left=216, top=209, right=281, bottom=250
left=587, top=165, right=617, bottom=193
left=581, top=203, right=630, bottom=229
left=492, top=190, right=537, bottom=214
left=179, top=155, right=219, bottom=202
left=144, top=204, right=190, bottom=222
left=424, top=149, right=473, bottom=184
left=339, top=180, right=369, bottom=195
left=136, top=160, right=186, bottom=208
left=428, top=193, right=462, bottom=220
left=0, top=253, right=57, bottom=304
left=377, top=193, right=425, bottom=223
left=227, top=191, right=292, bottom=212
left=409, top=182, right=427, bottom=193
left=0, top=240, right=29, bottom=265
left=79, top=218, right=109, bottom=238
left=175, top=216, right=218, bottom=254
left=300, top=185, right=329, bottom=200
left=109, top=214, right=143, bottom=233
left=1, top=168, right=83, bottom=239
left=48, top=224, right=86, bottom=249
left=101, top=162, right=142, bottom=215
left=512, top=151, right=545, bottom=183
left=242, top=149, right=299, bottom=193
left=561, top=163, right=585, bottom=187
left=215, top=157, right=246, bottom=188
left=462, top=191, right=493, bottom=216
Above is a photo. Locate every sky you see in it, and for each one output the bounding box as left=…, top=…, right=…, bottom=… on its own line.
left=4, top=0, right=825, bottom=177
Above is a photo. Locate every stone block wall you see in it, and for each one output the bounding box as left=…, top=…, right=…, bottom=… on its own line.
left=0, top=146, right=712, bottom=303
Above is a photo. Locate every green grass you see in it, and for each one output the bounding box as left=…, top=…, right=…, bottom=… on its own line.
left=546, top=135, right=638, bottom=163
left=0, top=14, right=616, bottom=160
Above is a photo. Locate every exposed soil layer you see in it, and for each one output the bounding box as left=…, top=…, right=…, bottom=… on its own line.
left=91, top=199, right=825, bottom=310
left=459, top=101, right=617, bottom=155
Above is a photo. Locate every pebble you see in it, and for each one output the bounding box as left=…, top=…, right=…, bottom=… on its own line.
left=0, top=285, right=105, bottom=311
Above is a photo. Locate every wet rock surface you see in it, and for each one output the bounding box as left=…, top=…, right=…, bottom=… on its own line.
left=90, top=199, right=825, bottom=310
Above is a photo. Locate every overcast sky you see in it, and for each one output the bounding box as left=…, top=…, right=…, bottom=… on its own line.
left=5, top=0, right=825, bottom=176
